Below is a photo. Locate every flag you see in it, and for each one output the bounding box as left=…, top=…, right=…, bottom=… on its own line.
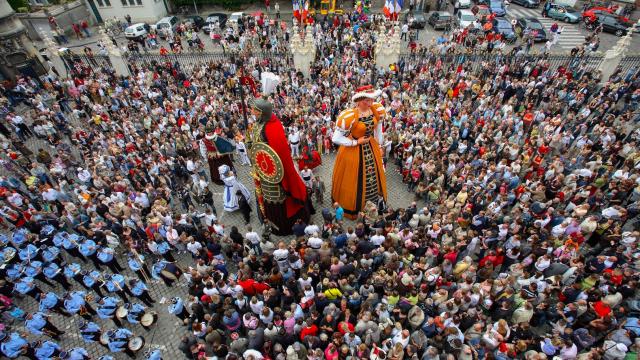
left=394, top=0, right=401, bottom=15
left=302, top=0, right=309, bottom=23
left=293, top=0, right=300, bottom=20
left=383, top=0, right=392, bottom=18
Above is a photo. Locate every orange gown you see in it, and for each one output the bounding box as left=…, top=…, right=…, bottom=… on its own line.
left=331, top=103, right=387, bottom=219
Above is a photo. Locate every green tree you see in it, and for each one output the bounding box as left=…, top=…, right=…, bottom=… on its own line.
left=8, top=0, right=30, bottom=12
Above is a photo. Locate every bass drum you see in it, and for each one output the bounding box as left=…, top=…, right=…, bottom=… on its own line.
left=116, top=306, right=128, bottom=319
left=99, top=332, right=110, bottom=345
left=128, top=336, right=145, bottom=352
left=140, top=312, right=158, bottom=328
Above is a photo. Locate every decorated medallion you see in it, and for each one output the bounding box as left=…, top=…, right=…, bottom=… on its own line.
left=251, top=142, right=284, bottom=183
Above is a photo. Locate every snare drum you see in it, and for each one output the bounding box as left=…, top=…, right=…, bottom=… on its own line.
left=140, top=312, right=158, bottom=327
left=116, top=306, right=128, bottom=319
left=2, top=247, right=16, bottom=264
left=128, top=336, right=145, bottom=352
left=99, top=332, right=110, bottom=345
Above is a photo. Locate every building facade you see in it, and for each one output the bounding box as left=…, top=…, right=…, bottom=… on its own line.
left=85, top=0, right=170, bottom=24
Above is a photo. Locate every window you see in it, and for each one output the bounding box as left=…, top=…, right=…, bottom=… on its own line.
left=122, top=0, right=141, bottom=5
left=96, top=0, right=111, bottom=6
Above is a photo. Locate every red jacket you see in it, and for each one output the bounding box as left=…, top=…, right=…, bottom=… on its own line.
left=238, top=279, right=270, bottom=296
left=264, top=114, right=308, bottom=216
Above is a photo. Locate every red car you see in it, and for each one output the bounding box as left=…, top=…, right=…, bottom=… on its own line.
left=582, top=6, right=628, bottom=23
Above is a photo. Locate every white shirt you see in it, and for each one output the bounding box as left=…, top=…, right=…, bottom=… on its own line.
left=199, top=213, right=217, bottom=226
left=42, top=188, right=59, bottom=202
left=273, top=248, right=289, bottom=262
left=370, top=234, right=385, bottom=246
left=77, top=170, right=92, bottom=183
left=187, top=241, right=203, bottom=255
left=243, top=349, right=264, bottom=360
left=246, top=231, right=260, bottom=245
left=308, top=236, right=323, bottom=249
left=288, top=132, right=300, bottom=144
left=304, top=224, right=320, bottom=236
left=250, top=300, right=264, bottom=315
left=7, top=193, right=23, bottom=207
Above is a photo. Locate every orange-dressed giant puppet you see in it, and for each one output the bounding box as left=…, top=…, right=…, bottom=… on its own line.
left=246, top=73, right=310, bottom=235
left=332, top=85, right=387, bottom=219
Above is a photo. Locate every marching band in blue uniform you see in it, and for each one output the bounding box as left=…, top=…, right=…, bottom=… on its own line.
left=1, top=223, right=172, bottom=360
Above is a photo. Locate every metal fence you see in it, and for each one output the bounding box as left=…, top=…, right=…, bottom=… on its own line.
left=60, top=53, right=113, bottom=77
left=123, top=50, right=293, bottom=75
left=617, top=55, right=640, bottom=79
left=398, top=52, right=605, bottom=73
left=58, top=48, right=640, bottom=82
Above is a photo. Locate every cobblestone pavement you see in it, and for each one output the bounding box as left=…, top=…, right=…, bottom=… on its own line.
left=5, top=117, right=420, bottom=359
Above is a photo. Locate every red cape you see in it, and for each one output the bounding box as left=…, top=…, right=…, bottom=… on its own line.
left=264, top=114, right=308, bottom=217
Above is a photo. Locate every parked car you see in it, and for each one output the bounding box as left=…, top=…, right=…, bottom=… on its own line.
left=493, top=17, right=517, bottom=41
left=228, top=12, right=245, bottom=24
left=183, top=15, right=205, bottom=31
left=586, top=13, right=631, bottom=36
left=514, top=17, right=548, bottom=41
left=453, top=0, right=472, bottom=8
left=488, top=0, right=506, bottom=16
left=471, top=4, right=492, bottom=19
left=203, top=13, right=228, bottom=34
left=457, top=9, right=478, bottom=29
left=405, top=10, right=427, bottom=28
left=427, top=11, right=453, bottom=30
left=547, top=4, right=581, bottom=23
left=124, top=23, right=149, bottom=40
left=581, top=6, right=626, bottom=23
left=154, top=16, right=179, bottom=38
left=510, top=0, right=539, bottom=8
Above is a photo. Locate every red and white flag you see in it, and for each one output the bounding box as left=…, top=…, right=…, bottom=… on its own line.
left=293, top=0, right=300, bottom=19
left=383, top=0, right=392, bottom=18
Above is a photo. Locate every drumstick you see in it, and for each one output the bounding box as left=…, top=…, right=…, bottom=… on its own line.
left=131, top=248, right=151, bottom=283
left=114, top=280, right=124, bottom=292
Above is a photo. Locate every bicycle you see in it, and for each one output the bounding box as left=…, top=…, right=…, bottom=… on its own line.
left=104, top=18, right=123, bottom=37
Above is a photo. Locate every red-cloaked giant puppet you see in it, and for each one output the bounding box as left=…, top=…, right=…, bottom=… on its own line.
left=246, top=72, right=310, bottom=236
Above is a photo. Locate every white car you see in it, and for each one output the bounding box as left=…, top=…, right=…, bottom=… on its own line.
left=457, top=9, right=477, bottom=29
left=454, top=0, right=472, bottom=8
left=228, top=12, right=245, bottom=24
left=124, top=23, right=149, bottom=40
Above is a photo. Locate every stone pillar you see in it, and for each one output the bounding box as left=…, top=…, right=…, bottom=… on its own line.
left=38, top=28, right=66, bottom=77
left=289, top=24, right=316, bottom=78
left=598, top=19, right=640, bottom=83
left=99, top=28, right=130, bottom=76
left=374, top=24, right=402, bottom=73
left=0, top=1, right=47, bottom=81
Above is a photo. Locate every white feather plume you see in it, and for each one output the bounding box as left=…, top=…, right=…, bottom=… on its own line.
left=261, top=72, right=281, bottom=96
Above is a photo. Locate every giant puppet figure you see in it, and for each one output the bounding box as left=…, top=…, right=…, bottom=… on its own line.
left=200, top=127, right=235, bottom=185
left=246, top=73, right=310, bottom=236
left=332, top=85, right=388, bottom=219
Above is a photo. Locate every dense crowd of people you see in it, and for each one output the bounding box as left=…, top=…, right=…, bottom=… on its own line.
left=1, top=7, right=640, bottom=360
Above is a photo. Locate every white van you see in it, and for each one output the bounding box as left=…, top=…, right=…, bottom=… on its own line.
left=453, top=0, right=472, bottom=8
left=228, top=12, right=245, bottom=24
left=154, top=16, right=179, bottom=38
